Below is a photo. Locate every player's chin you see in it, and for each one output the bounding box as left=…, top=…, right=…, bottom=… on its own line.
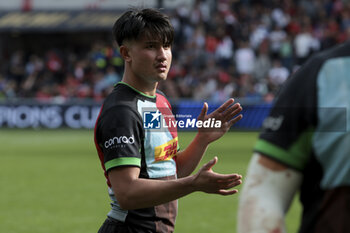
left=156, top=73, right=168, bottom=81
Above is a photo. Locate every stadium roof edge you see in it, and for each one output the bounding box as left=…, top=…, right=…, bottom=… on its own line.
left=0, top=10, right=126, bottom=32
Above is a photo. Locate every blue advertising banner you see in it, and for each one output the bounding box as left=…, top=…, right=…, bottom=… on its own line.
left=0, top=101, right=272, bottom=130
left=0, top=103, right=101, bottom=129
left=174, top=101, right=272, bottom=131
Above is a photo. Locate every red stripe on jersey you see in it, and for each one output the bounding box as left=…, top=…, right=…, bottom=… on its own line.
left=94, top=104, right=112, bottom=187
left=156, top=93, right=178, bottom=139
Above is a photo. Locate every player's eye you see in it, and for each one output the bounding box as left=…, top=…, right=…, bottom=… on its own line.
left=163, top=43, right=171, bottom=49
left=146, top=44, right=156, bottom=49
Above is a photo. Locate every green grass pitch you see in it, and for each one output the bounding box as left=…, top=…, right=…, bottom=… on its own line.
left=0, top=129, right=301, bottom=233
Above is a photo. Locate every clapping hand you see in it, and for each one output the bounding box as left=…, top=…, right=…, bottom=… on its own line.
left=197, top=98, right=243, bottom=144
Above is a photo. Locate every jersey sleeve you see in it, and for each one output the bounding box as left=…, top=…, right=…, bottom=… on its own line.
left=96, top=105, right=143, bottom=172
left=254, top=56, right=320, bottom=171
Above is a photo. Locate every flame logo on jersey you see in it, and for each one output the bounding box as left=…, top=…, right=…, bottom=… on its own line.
left=154, top=137, right=178, bottom=162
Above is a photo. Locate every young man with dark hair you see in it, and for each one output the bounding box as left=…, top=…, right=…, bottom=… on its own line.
left=94, top=8, right=243, bottom=233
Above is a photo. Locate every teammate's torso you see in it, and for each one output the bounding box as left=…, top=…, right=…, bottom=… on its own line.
left=254, top=42, right=350, bottom=233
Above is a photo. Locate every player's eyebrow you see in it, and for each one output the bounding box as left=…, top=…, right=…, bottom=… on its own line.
left=144, top=40, right=161, bottom=44
left=144, top=40, right=171, bottom=47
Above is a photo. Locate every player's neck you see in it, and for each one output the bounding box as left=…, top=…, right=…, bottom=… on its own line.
left=121, top=75, right=157, bottom=97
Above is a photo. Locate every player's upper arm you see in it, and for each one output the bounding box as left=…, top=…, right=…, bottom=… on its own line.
left=108, top=166, right=141, bottom=209
left=237, top=153, right=302, bottom=233
left=97, top=105, right=143, bottom=171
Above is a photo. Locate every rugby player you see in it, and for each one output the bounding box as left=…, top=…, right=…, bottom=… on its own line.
left=238, top=41, right=350, bottom=233
left=94, top=8, right=243, bottom=233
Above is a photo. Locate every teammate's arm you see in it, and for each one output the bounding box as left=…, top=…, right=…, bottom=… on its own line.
left=176, top=99, right=242, bottom=178
left=108, top=156, right=242, bottom=210
left=237, top=153, right=302, bottom=233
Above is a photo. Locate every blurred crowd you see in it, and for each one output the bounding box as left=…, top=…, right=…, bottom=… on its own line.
left=1, top=0, right=349, bottom=103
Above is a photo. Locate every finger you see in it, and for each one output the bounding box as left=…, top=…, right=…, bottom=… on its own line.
left=216, top=98, right=235, bottom=114
left=217, top=189, right=239, bottom=196
left=202, top=156, right=218, bottom=171
left=217, top=178, right=242, bottom=188
left=222, top=103, right=243, bottom=122
left=197, top=102, right=208, bottom=121
left=225, top=179, right=242, bottom=188
left=217, top=173, right=242, bottom=181
left=217, top=179, right=242, bottom=186
left=228, top=114, right=243, bottom=127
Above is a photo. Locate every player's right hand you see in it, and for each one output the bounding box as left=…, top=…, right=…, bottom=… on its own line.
left=192, top=156, right=242, bottom=195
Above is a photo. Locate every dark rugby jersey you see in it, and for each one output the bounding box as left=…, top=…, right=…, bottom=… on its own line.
left=254, top=42, right=350, bottom=233
left=94, top=82, right=179, bottom=232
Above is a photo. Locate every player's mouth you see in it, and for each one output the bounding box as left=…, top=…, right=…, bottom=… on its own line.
left=155, top=63, right=167, bottom=72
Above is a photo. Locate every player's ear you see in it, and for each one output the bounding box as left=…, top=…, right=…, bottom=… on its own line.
left=119, top=45, right=131, bottom=62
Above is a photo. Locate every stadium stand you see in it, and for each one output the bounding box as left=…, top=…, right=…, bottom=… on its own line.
left=0, top=0, right=349, bottom=129
left=1, top=0, right=349, bottom=102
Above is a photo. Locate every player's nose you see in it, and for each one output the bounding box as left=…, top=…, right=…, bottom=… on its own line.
left=156, top=46, right=168, bottom=61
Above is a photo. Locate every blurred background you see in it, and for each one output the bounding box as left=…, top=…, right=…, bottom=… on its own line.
left=1, top=0, right=348, bottom=129
left=0, top=0, right=348, bottom=232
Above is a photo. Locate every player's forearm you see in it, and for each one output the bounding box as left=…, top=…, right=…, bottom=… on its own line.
left=176, top=133, right=209, bottom=178
left=115, top=175, right=196, bottom=210
left=237, top=153, right=302, bottom=233
left=112, top=157, right=242, bottom=210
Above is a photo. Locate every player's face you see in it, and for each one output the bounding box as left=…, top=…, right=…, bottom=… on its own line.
left=127, top=36, right=172, bottom=84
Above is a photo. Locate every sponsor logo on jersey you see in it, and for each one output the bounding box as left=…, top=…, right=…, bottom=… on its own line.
left=154, top=137, right=178, bottom=162
left=104, top=135, right=135, bottom=148
left=262, top=115, right=284, bottom=131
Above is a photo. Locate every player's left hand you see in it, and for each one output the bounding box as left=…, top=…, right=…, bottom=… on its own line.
left=197, top=98, right=242, bottom=144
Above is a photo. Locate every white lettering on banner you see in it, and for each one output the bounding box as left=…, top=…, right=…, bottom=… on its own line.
left=64, top=106, right=100, bottom=128
left=0, top=106, right=62, bottom=128
left=0, top=105, right=100, bottom=129
left=0, top=106, right=11, bottom=127
left=14, top=106, right=32, bottom=128
left=40, top=107, right=62, bottom=128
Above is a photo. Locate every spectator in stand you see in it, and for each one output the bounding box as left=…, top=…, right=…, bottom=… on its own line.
left=294, top=20, right=320, bottom=66
left=249, top=19, right=269, bottom=51
left=93, top=66, right=120, bottom=101
left=269, top=24, right=287, bottom=60
left=235, top=40, right=256, bottom=75
left=254, top=39, right=272, bottom=82
left=279, top=35, right=293, bottom=71
left=270, top=6, right=290, bottom=29
left=9, top=50, right=26, bottom=85
left=215, top=27, right=234, bottom=69
left=267, top=59, right=290, bottom=94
